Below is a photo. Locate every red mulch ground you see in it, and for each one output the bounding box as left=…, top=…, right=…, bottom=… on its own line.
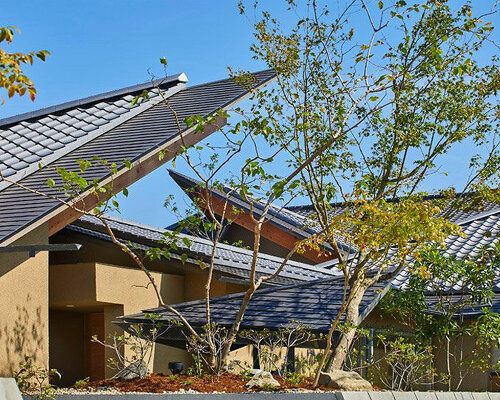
left=81, top=373, right=337, bottom=393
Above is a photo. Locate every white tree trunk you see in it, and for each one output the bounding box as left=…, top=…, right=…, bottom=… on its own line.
left=326, top=288, right=364, bottom=371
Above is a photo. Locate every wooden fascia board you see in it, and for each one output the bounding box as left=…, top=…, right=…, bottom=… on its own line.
left=1, top=73, right=276, bottom=246
left=0, top=117, right=225, bottom=246
left=197, top=192, right=332, bottom=263
left=47, top=116, right=227, bottom=236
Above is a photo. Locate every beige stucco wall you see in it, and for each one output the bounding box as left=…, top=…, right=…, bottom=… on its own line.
left=50, top=262, right=186, bottom=378
left=363, top=307, right=495, bottom=391
left=433, top=335, right=492, bottom=391
left=0, top=223, right=49, bottom=376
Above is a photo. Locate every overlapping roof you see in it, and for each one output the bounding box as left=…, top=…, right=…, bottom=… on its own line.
left=118, top=198, right=499, bottom=335
left=119, top=276, right=389, bottom=335
left=167, top=169, right=350, bottom=254
left=69, top=214, right=340, bottom=285
left=0, top=69, right=276, bottom=245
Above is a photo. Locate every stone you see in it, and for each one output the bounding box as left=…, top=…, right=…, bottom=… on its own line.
left=112, top=360, right=149, bottom=380
left=250, top=369, right=263, bottom=375
left=245, top=371, right=281, bottom=390
left=0, top=378, right=22, bottom=400
left=318, top=370, right=373, bottom=391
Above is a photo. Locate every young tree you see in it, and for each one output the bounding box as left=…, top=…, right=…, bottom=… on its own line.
left=0, top=71, right=307, bottom=375
left=237, top=0, right=499, bottom=385
left=2, top=0, right=498, bottom=382
left=380, top=243, right=500, bottom=390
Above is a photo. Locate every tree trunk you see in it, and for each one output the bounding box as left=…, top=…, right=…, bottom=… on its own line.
left=326, top=288, right=365, bottom=371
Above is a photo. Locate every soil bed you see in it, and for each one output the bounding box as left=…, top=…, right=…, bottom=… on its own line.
left=79, top=373, right=337, bottom=393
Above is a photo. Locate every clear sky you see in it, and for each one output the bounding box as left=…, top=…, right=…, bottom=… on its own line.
left=2, top=1, right=499, bottom=228
left=2, top=1, right=276, bottom=227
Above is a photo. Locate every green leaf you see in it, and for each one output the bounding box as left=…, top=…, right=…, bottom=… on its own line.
left=378, top=1, right=383, bottom=9
left=160, top=57, right=168, bottom=66
left=47, top=178, right=55, bottom=188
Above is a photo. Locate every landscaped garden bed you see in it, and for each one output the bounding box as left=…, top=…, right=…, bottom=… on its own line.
left=73, top=373, right=336, bottom=394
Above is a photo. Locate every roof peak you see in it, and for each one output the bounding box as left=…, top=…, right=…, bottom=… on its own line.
left=0, top=73, right=188, bottom=128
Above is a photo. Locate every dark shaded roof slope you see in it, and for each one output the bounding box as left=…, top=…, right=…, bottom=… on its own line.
left=119, top=276, right=389, bottom=334
left=69, top=214, right=340, bottom=285
left=0, top=69, right=276, bottom=245
left=425, top=292, right=500, bottom=317
left=168, top=169, right=349, bottom=253
left=118, top=202, right=499, bottom=336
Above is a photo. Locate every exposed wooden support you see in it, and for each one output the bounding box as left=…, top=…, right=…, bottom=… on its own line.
left=198, top=193, right=332, bottom=263
left=48, top=116, right=226, bottom=236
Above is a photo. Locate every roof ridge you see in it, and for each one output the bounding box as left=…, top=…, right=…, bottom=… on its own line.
left=0, top=79, right=187, bottom=193
left=168, top=169, right=351, bottom=252
left=0, top=73, right=187, bottom=128
left=184, top=68, right=274, bottom=91
left=167, top=168, right=309, bottom=221
left=455, top=206, right=500, bottom=226
left=287, top=192, right=500, bottom=210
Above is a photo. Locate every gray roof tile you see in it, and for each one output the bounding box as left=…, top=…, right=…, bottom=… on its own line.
left=0, top=70, right=277, bottom=244
left=118, top=277, right=389, bottom=334
left=69, top=213, right=340, bottom=286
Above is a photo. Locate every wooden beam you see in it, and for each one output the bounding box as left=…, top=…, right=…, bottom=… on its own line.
left=48, top=116, right=226, bottom=236
left=198, top=193, right=332, bottom=263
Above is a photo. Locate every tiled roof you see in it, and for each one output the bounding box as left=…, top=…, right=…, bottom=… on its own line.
left=0, top=69, right=276, bottom=245
left=391, top=208, right=500, bottom=292
left=424, top=292, right=500, bottom=317
left=117, top=200, right=499, bottom=335
left=69, top=214, right=341, bottom=285
left=118, top=276, right=389, bottom=333
left=167, top=169, right=350, bottom=253
left=288, top=196, right=500, bottom=226
left=0, top=74, right=186, bottom=187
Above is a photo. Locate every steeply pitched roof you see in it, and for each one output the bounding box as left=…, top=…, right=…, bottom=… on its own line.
left=69, top=214, right=340, bottom=285
left=0, top=69, right=276, bottom=245
left=119, top=276, right=389, bottom=334
left=288, top=195, right=500, bottom=226
left=0, top=74, right=186, bottom=188
left=167, top=169, right=349, bottom=253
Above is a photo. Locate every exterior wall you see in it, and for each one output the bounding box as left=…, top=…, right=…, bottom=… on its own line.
left=363, top=307, right=496, bottom=391
left=0, top=223, right=49, bottom=376
left=183, top=271, right=246, bottom=302
left=50, top=230, right=189, bottom=275
left=433, top=334, right=492, bottom=391
left=50, top=262, right=185, bottom=380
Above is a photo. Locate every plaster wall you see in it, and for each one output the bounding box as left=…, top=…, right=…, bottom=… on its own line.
left=50, top=262, right=186, bottom=380
left=0, top=223, right=49, bottom=376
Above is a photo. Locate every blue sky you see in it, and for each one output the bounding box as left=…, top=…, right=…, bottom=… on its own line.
left=2, top=1, right=499, bottom=228
left=2, top=1, right=276, bottom=227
